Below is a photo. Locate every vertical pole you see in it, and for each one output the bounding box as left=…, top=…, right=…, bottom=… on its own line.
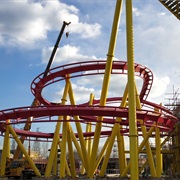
left=126, top=0, right=139, bottom=179
left=135, top=86, right=156, bottom=177
left=121, top=126, right=155, bottom=176
left=117, top=131, right=127, bottom=174
left=156, top=127, right=162, bottom=177
left=88, top=0, right=123, bottom=177
left=0, top=124, right=10, bottom=176
left=59, top=117, right=68, bottom=178
left=68, top=82, right=89, bottom=171
left=87, top=93, right=94, bottom=158
left=67, top=126, right=76, bottom=178
left=81, top=93, right=94, bottom=174
left=99, top=84, right=128, bottom=177
left=53, top=145, right=58, bottom=176
left=57, top=139, right=71, bottom=176
left=45, top=75, right=70, bottom=177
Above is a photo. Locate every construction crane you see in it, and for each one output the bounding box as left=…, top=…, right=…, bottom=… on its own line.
left=13, top=21, right=71, bottom=160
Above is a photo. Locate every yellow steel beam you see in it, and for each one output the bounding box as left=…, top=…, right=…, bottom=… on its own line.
left=135, top=86, right=156, bottom=177
left=0, top=123, right=10, bottom=176
left=99, top=84, right=128, bottom=177
left=57, top=139, right=71, bottom=177
left=9, top=126, right=41, bottom=176
left=67, top=126, right=76, bottom=178
left=156, top=127, right=162, bottom=177
left=60, top=116, right=68, bottom=178
left=88, top=0, right=122, bottom=177
left=139, top=130, right=175, bottom=172
left=68, top=82, right=89, bottom=171
left=126, top=0, right=139, bottom=179
left=45, top=75, right=70, bottom=177
left=121, top=126, right=155, bottom=176
left=53, top=144, right=58, bottom=176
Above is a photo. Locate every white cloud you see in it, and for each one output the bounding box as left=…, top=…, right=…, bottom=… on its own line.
left=71, top=22, right=101, bottom=38
left=133, top=7, right=141, bottom=17
left=148, top=75, right=170, bottom=103
left=0, top=0, right=101, bottom=47
left=41, top=45, right=98, bottom=65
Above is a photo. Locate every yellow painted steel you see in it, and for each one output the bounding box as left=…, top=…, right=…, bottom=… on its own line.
left=87, top=93, right=94, bottom=158
left=67, top=126, right=76, bottom=178
left=81, top=93, right=94, bottom=174
left=126, top=0, right=139, bottom=179
left=117, top=86, right=128, bottom=175
left=117, top=130, right=127, bottom=174
left=68, top=82, right=89, bottom=171
left=99, top=84, right=128, bottom=177
left=0, top=124, right=10, bottom=176
left=135, top=86, right=156, bottom=177
left=45, top=75, right=70, bottom=177
left=1, top=1, right=178, bottom=179
left=139, top=130, right=174, bottom=173
left=60, top=116, right=68, bottom=178
left=141, top=126, right=157, bottom=177
left=53, top=145, right=58, bottom=176
left=88, top=0, right=122, bottom=177
left=57, top=139, right=71, bottom=177
left=156, top=127, right=162, bottom=177
left=8, top=126, right=41, bottom=176
left=121, top=125, right=155, bottom=176
left=94, top=137, right=110, bottom=173
left=45, top=118, right=62, bottom=177
left=69, top=126, right=86, bottom=168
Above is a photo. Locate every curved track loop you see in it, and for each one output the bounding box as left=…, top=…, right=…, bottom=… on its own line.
left=0, top=102, right=177, bottom=140
left=31, top=60, right=153, bottom=105
left=0, top=60, right=177, bottom=141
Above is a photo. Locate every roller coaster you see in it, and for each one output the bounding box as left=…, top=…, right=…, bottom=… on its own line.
left=0, top=0, right=180, bottom=179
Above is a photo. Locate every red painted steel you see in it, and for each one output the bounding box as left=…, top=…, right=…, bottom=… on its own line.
left=0, top=61, right=177, bottom=141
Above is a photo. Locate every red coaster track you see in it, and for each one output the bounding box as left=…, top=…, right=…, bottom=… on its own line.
left=0, top=60, right=177, bottom=141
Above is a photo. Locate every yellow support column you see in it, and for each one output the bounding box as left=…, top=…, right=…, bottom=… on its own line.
left=45, top=75, right=70, bottom=177
left=67, top=126, right=76, bottom=178
left=117, top=132, right=127, bottom=174
left=68, top=82, right=89, bottom=171
left=9, top=126, right=41, bottom=176
left=94, top=137, right=110, bottom=172
left=70, top=127, right=86, bottom=168
left=135, top=86, right=156, bottom=177
left=99, top=85, right=128, bottom=177
left=0, top=124, right=10, bottom=176
left=81, top=93, right=94, bottom=174
left=126, top=0, right=139, bottom=179
left=155, top=127, right=162, bottom=177
left=87, top=93, right=94, bottom=158
left=121, top=126, right=155, bottom=176
left=53, top=145, right=58, bottom=176
left=59, top=117, right=68, bottom=178
left=57, top=139, right=71, bottom=177
left=88, top=0, right=123, bottom=177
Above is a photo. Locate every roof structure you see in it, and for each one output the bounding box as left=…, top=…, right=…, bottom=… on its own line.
left=159, top=0, right=180, bottom=20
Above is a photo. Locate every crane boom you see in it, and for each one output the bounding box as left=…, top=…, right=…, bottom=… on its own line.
left=13, top=21, right=71, bottom=159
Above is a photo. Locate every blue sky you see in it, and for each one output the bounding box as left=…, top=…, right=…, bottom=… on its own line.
left=0, top=0, right=180, bottom=136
